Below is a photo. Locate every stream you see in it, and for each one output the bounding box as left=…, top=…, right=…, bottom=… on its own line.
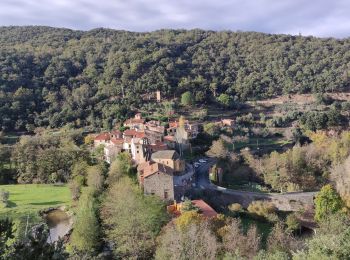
left=45, top=209, right=71, bottom=243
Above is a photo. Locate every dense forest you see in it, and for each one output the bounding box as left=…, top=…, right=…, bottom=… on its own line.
left=0, top=26, right=349, bottom=131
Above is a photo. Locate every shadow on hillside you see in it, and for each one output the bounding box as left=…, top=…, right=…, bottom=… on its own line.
left=30, top=201, right=64, bottom=206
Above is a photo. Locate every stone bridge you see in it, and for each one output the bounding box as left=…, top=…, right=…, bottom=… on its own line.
left=205, top=184, right=317, bottom=211
left=195, top=160, right=317, bottom=212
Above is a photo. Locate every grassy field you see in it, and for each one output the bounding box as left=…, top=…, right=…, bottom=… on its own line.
left=0, top=184, right=71, bottom=237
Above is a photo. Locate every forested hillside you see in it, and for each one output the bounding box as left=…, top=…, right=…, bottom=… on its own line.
left=0, top=26, right=349, bottom=131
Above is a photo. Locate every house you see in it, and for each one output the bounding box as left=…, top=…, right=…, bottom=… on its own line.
left=164, top=135, right=176, bottom=149
left=221, top=119, right=234, bottom=128
left=144, top=129, right=163, bottom=144
left=151, top=150, right=185, bottom=173
left=148, top=142, right=168, bottom=153
left=110, top=130, right=123, bottom=139
left=123, top=113, right=145, bottom=130
left=142, top=162, right=175, bottom=200
left=123, top=137, right=132, bottom=154
left=131, top=138, right=147, bottom=164
left=94, top=132, right=110, bottom=147
left=103, top=138, right=123, bottom=163
left=123, top=129, right=146, bottom=139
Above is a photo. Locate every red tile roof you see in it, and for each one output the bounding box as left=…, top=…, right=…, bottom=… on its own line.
left=94, top=132, right=110, bottom=141
left=110, top=138, right=124, bottom=145
left=192, top=200, right=218, bottom=218
left=164, top=135, right=175, bottom=142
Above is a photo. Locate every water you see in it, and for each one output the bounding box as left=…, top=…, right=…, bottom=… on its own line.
left=45, top=209, right=71, bottom=243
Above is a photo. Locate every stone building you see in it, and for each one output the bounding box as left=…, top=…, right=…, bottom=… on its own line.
left=140, top=162, right=175, bottom=200
left=151, top=150, right=185, bottom=173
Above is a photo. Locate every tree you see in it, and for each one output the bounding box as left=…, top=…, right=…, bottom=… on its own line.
left=294, top=214, right=350, bottom=259
left=68, top=189, right=100, bottom=254
left=181, top=91, right=193, bottom=106
left=10, top=224, right=67, bottom=260
left=217, top=93, right=233, bottom=108
left=314, top=184, right=343, bottom=222
left=206, top=138, right=228, bottom=159
left=221, top=218, right=261, bottom=259
left=86, top=165, right=104, bottom=193
left=203, top=123, right=220, bottom=137
left=331, top=155, right=350, bottom=207
left=155, top=222, right=218, bottom=260
left=0, top=218, right=14, bottom=258
left=285, top=213, right=300, bottom=232
left=267, top=222, right=301, bottom=255
left=107, top=152, right=133, bottom=183
left=68, top=180, right=81, bottom=202
left=175, top=210, right=202, bottom=230
left=101, top=177, right=168, bottom=259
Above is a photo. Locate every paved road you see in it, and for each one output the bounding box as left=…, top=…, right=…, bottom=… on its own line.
left=194, top=159, right=317, bottom=211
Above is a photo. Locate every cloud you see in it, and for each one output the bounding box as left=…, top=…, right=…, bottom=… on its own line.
left=0, top=0, right=349, bottom=38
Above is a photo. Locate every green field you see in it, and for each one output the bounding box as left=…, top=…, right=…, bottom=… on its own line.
left=0, top=184, right=70, bottom=237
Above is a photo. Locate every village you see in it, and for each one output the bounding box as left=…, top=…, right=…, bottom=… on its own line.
left=93, top=112, right=228, bottom=216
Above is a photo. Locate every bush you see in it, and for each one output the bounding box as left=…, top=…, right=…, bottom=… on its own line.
left=285, top=213, right=300, bottom=232
left=247, top=201, right=277, bottom=221
left=0, top=189, right=9, bottom=208
left=228, top=203, right=242, bottom=216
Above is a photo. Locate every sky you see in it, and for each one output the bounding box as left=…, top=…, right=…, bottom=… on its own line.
left=0, top=0, right=349, bottom=38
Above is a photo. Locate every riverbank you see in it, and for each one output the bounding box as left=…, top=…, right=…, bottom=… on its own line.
left=0, top=184, right=71, bottom=238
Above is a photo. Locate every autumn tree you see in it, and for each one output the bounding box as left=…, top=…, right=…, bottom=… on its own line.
left=331, top=155, right=350, bottom=207
left=221, top=218, right=261, bottom=259
left=155, top=222, right=218, bottom=260
left=206, top=138, right=228, bottom=159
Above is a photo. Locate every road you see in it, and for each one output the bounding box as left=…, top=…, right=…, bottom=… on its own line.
left=194, top=159, right=317, bottom=211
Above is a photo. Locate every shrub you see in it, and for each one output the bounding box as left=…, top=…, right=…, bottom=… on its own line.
left=228, top=203, right=242, bottom=216
left=247, top=201, right=277, bottom=221
left=0, top=189, right=9, bottom=208
left=285, top=213, right=300, bottom=232
left=181, top=199, right=200, bottom=213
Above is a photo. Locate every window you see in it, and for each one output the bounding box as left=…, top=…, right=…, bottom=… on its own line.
left=164, top=190, right=169, bottom=199
left=151, top=190, right=155, bottom=195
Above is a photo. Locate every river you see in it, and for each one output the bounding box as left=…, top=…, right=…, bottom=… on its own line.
left=45, top=209, right=71, bottom=243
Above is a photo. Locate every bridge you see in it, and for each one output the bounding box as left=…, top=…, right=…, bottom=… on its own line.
left=195, top=159, right=317, bottom=212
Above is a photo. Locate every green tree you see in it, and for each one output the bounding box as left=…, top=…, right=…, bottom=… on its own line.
left=203, top=122, right=220, bottom=137
left=217, top=93, right=233, bottom=108
left=68, top=189, right=100, bottom=254
left=101, top=177, right=168, bottom=259
left=107, top=152, right=133, bottom=183
left=181, top=91, right=193, bottom=107
left=86, top=165, right=104, bottom=193
left=314, top=184, right=343, bottom=222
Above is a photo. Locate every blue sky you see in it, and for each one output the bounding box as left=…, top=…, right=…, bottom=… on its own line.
left=1, top=0, right=349, bottom=38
